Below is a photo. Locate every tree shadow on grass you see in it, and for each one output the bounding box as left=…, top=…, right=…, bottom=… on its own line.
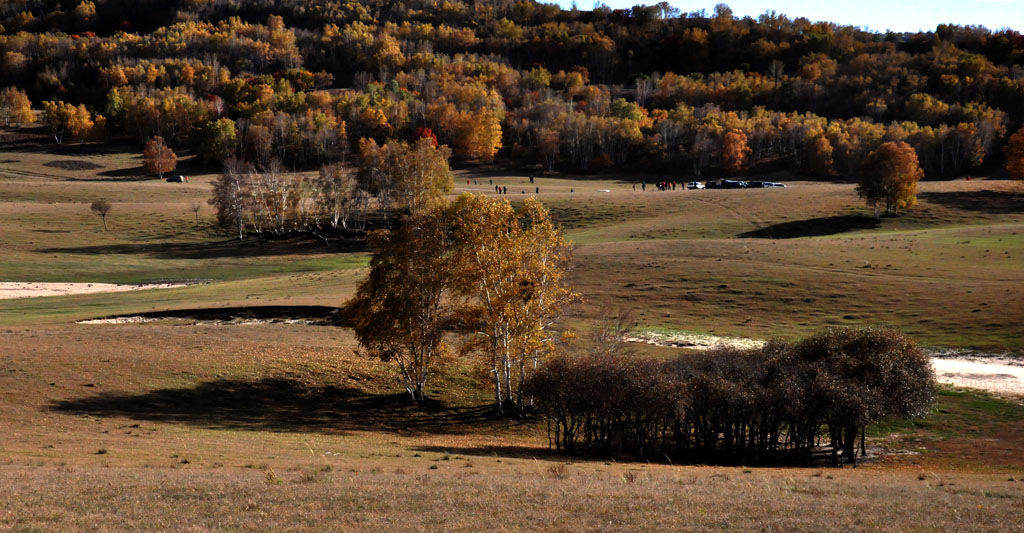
left=411, top=444, right=569, bottom=462
left=86, top=305, right=351, bottom=326
left=918, top=190, right=1024, bottom=214
left=36, top=236, right=343, bottom=259
left=738, top=214, right=880, bottom=239
left=50, top=378, right=520, bottom=435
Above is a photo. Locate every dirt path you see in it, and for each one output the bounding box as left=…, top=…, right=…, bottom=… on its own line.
left=0, top=282, right=191, bottom=299
left=627, top=330, right=1024, bottom=396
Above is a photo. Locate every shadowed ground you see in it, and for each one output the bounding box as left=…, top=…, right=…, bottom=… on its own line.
left=738, top=214, right=881, bottom=238
left=50, top=378, right=520, bottom=435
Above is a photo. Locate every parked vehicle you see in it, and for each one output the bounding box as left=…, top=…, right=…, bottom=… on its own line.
left=721, top=179, right=747, bottom=189
left=747, top=180, right=766, bottom=188
left=766, top=182, right=786, bottom=187
left=166, top=175, right=186, bottom=183
left=687, top=181, right=704, bottom=189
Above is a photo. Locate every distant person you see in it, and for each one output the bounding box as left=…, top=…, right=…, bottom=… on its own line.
left=642, top=182, right=646, bottom=191
left=632, top=184, right=636, bottom=191
left=530, top=175, right=534, bottom=184
left=503, top=186, right=507, bottom=194
left=535, top=187, right=539, bottom=194
left=570, top=188, right=574, bottom=193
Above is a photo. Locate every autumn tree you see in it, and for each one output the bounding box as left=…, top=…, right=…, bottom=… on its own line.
left=450, top=194, right=579, bottom=413
left=315, top=162, right=358, bottom=230
left=347, top=204, right=460, bottom=402
left=0, top=87, right=33, bottom=126
left=90, top=199, right=112, bottom=230
left=42, top=101, right=94, bottom=143
left=857, top=141, right=924, bottom=218
left=458, top=107, right=503, bottom=161
left=209, top=158, right=250, bottom=240
left=1006, top=127, right=1024, bottom=181
left=358, top=137, right=453, bottom=219
left=143, top=136, right=177, bottom=178
left=194, top=118, right=237, bottom=163
left=721, top=130, right=751, bottom=175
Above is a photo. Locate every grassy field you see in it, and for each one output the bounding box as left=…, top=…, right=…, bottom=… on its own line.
left=2, top=137, right=1023, bottom=530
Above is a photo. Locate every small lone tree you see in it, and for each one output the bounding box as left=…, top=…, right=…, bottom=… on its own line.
left=857, top=141, right=923, bottom=218
left=190, top=201, right=202, bottom=226
left=90, top=199, right=111, bottom=230
left=143, top=136, right=177, bottom=178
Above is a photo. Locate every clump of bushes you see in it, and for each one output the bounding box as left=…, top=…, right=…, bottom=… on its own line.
left=526, top=326, right=935, bottom=466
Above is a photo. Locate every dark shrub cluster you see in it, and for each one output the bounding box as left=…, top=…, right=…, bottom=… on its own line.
left=526, top=327, right=935, bottom=465
left=526, top=352, right=683, bottom=458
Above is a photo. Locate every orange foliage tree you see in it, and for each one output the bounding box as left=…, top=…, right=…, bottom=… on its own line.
left=721, top=130, right=751, bottom=175
left=857, top=141, right=924, bottom=218
left=143, top=136, right=177, bottom=178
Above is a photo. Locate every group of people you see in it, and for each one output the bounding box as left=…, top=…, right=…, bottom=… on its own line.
left=634, top=181, right=677, bottom=191
left=494, top=185, right=542, bottom=195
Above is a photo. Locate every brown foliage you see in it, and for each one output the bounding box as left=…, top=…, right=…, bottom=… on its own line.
left=1006, top=127, right=1024, bottom=181
left=89, top=199, right=112, bottom=230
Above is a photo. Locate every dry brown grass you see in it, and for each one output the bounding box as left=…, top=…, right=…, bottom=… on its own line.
left=3, top=460, right=1023, bottom=531
left=2, top=143, right=1024, bottom=529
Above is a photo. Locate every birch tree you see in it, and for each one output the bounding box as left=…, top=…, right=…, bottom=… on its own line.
left=347, top=206, right=458, bottom=402
left=450, top=194, right=579, bottom=413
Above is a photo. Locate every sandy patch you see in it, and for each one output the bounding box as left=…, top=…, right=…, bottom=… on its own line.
left=931, top=357, right=1024, bottom=396
left=626, top=331, right=767, bottom=351
left=76, top=316, right=316, bottom=326
left=628, top=330, right=1024, bottom=396
left=0, top=282, right=191, bottom=300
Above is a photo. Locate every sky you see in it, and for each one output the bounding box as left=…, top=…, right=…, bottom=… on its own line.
left=552, top=1, right=1024, bottom=33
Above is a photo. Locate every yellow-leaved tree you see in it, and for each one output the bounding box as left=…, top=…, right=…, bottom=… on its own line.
left=347, top=204, right=459, bottom=402
left=358, top=137, right=453, bottom=222
left=857, top=141, right=924, bottom=218
left=0, top=87, right=34, bottom=126
left=449, top=194, right=579, bottom=413
left=346, top=194, right=578, bottom=410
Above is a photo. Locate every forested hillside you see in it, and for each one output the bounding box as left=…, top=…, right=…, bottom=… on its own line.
left=3, top=0, right=1024, bottom=178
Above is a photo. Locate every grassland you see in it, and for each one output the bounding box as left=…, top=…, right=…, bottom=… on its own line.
left=1, top=138, right=1023, bottom=530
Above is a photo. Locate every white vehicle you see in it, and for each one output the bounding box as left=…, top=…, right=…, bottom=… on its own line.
left=687, top=181, right=705, bottom=190
left=767, top=182, right=786, bottom=188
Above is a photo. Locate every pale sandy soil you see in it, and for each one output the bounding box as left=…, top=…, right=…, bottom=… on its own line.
left=0, top=282, right=189, bottom=299
left=628, top=331, right=1024, bottom=396
left=931, top=357, right=1024, bottom=396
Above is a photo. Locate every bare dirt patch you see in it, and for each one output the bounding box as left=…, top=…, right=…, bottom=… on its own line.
left=0, top=281, right=194, bottom=300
